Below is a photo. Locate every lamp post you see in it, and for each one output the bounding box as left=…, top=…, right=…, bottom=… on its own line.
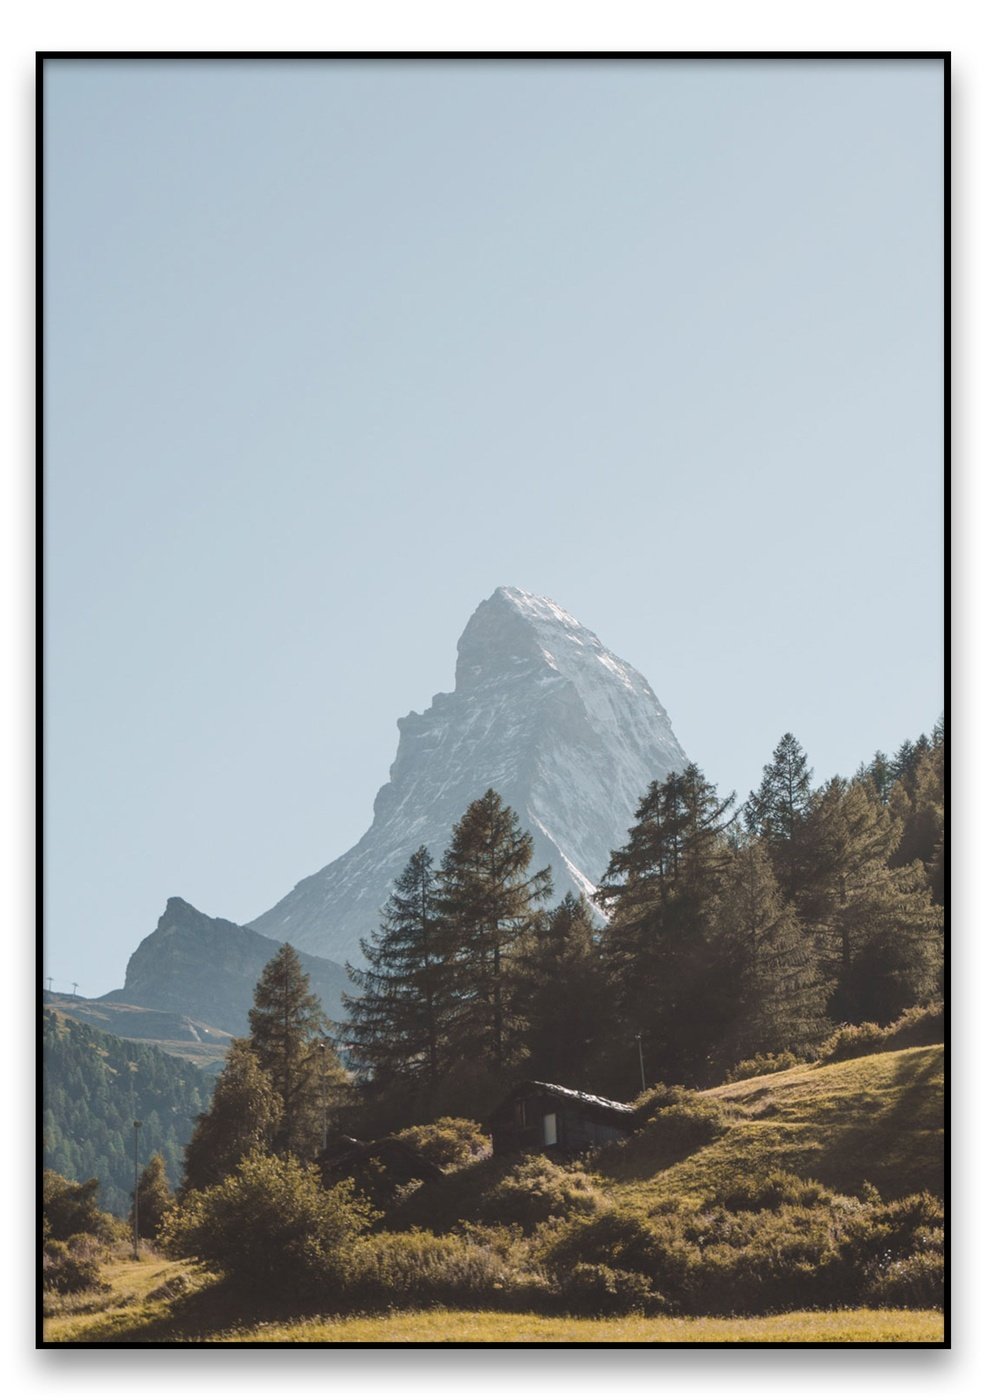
left=132, top=1120, right=142, bottom=1260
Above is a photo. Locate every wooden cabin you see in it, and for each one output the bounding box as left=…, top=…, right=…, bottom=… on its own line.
left=490, top=1080, right=637, bottom=1156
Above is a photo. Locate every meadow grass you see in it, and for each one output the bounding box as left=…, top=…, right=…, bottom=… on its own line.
left=599, top=1045, right=943, bottom=1211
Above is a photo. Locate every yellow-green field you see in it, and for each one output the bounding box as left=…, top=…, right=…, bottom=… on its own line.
left=43, top=1260, right=942, bottom=1344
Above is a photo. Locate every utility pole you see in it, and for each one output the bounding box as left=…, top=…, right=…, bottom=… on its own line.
left=319, top=1042, right=328, bottom=1153
left=71, top=982, right=79, bottom=997
left=132, top=1120, right=142, bottom=1260
left=635, top=1034, right=646, bottom=1094
left=45, top=976, right=53, bottom=993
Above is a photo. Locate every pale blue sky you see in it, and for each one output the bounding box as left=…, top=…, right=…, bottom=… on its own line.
left=44, top=58, right=944, bottom=995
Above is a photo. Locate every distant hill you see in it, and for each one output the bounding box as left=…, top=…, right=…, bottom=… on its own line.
left=105, top=896, right=351, bottom=1036
left=43, top=1009, right=210, bottom=1215
left=43, top=991, right=232, bottom=1073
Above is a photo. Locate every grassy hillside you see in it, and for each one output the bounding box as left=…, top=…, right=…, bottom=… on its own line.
left=602, top=1044, right=943, bottom=1212
left=390, top=1044, right=943, bottom=1234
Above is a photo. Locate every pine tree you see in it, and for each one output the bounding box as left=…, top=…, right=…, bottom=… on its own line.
left=709, top=840, right=828, bottom=1065
left=597, top=764, right=736, bottom=1085
left=181, top=1040, right=282, bottom=1193
left=436, top=789, right=551, bottom=1071
left=130, top=1152, right=174, bottom=1241
left=805, top=779, right=942, bottom=1022
left=744, top=733, right=815, bottom=904
left=248, top=945, right=345, bottom=1159
left=517, top=894, right=609, bottom=1087
left=342, top=846, right=450, bottom=1086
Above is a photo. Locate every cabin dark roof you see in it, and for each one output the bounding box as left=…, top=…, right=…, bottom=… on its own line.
left=497, top=1080, right=637, bottom=1125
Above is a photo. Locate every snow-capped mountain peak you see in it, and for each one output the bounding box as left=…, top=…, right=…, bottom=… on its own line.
left=249, top=588, right=688, bottom=965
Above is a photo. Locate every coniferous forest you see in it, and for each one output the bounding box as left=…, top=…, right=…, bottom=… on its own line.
left=340, top=723, right=944, bottom=1128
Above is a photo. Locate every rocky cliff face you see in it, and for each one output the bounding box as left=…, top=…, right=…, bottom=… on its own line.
left=110, top=896, right=350, bottom=1033
left=250, top=587, right=688, bottom=966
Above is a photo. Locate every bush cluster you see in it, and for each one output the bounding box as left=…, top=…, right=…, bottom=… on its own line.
left=42, top=1233, right=110, bottom=1298
left=724, top=1051, right=807, bottom=1083
left=391, top=1117, right=491, bottom=1171
left=537, top=1177, right=943, bottom=1316
left=818, top=1003, right=943, bottom=1064
left=480, top=1155, right=604, bottom=1231
left=159, top=1150, right=378, bottom=1297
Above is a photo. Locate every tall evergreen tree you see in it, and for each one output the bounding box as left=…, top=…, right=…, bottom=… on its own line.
left=181, top=1039, right=282, bottom=1193
left=597, top=764, right=736, bottom=1086
left=436, top=789, right=551, bottom=1071
left=130, top=1152, right=174, bottom=1242
left=517, top=894, right=609, bottom=1087
left=342, top=846, right=450, bottom=1086
left=709, top=840, right=828, bottom=1065
left=744, top=733, right=815, bottom=905
left=805, top=779, right=942, bottom=1022
left=248, top=944, right=345, bottom=1158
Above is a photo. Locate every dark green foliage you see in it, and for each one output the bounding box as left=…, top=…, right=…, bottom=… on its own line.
left=160, top=1150, right=377, bottom=1297
left=744, top=733, right=815, bottom=903
left=480, top=1155, right=603, bottom=1231
left=597, top=764, right=737, bottom=1087
left=437, top=789, right=552, bottom=1072
left=708, top=841, right=828, bottom=1064
left=43, top=1012, right=207, bottom=1216
left=516, top=894, right=611, bottom=1088
left=181, top=1040, right=282, bottom=1194
left=248, top=944, right=346, bottom=1158
left=391, top=1117, right=490, bottom=1171
left=343, top=847, right=449, bottom=1086
left=806, top=779, right=942, bottom=1023
left=130, top=1152, right=174, bottom=1241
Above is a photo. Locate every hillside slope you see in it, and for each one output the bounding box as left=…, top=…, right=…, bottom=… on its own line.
left=391, top=1044, right=943, bottom=1234
left=604, top=1045, right=943, bottom=1210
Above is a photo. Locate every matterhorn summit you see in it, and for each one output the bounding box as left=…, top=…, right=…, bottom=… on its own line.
left=250, top=587, right=688, bottom=965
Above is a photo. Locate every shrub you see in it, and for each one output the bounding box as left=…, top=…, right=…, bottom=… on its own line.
left=43, top=1170, right=116, bottom=1243
left=716, top=1171, right=832, bottom=1213
left=864, top=1250, right=943, bottom=1307
left=818, top=1003, right=943, bottom=1063
left=559, top=1262, right=663, bottom=1317
left=817, top=1022, right=887, bottom=1063
left=631, top=1082, right=689, bottom=1119
left=392, top=1117, right=490, bottom=1171
left=351, top=1228, right=544, bottom=1309
left=42, top=1233, right=109, bottom=1296
left=159, top=1150, right=377, bottom=1296
left=638, top=1097, right=727, bottom=1154
left=542, top=1184, right=944, bottom=1316
left=724, top=1051, right=806, bottom=1083
left=481, top=1155, right=604, bottom=1230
